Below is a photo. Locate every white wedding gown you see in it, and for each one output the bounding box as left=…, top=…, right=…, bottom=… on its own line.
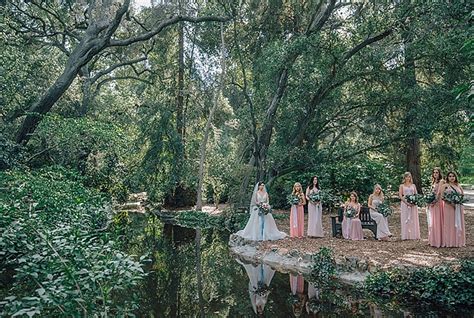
left=236, top=189, right=287, bottom=241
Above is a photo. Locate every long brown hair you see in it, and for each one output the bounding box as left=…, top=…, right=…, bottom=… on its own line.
left=445, top=171, right=459, bottom=185
left=431, top=167, right=443, bottom=184
left=308, top=176, right=319, bottom=191
left=347, top=191, right=359, bottom=203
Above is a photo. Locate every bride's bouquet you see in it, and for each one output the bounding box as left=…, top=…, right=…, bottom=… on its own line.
left=308, top=192, right=321, bottom=204
left=442, top=191, right=467, bottom=205
left=405, top=194, right=425, bottom=207
left=344, top=206, right=357, bottom=218
left=376, top=202, right=393, bottom=217
left=253, top=281, right=271, bottom=296
left=257, top=202, right=272, bottom=216
left=287, top=194, right=301, bottom=206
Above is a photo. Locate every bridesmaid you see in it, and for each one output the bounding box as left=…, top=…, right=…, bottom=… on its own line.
left=428, top=168, right=444, bottom=247
left=289, top=274, right=306, bottom=317
left=290, top=182, right=306, bottom=238
left=439, top=171, right=466, bottom=247
left=368, top=184, right=392, bottom=241
left=399, top=172, right=421, bottom=240
left=306, top=176, right=324, bottom=238
left=341, top=191, right=364, bottom=240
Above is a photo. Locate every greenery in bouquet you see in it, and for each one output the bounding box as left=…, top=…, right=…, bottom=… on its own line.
left=344, top=206, right=357, bottom=218
left=376, top=202, right=393, bottom=217
left=253, top=281, right=271, bottom=296
left=424, top=192, right=437, bottom=205
left=287, top=194, right=301, bottom=206
left=257, top=202, right=272, bottom=216
left=442, top=191, right=467, bottom=205
left=308, top=192, right=322, bottom=204
left=405, top=194, right=425, bottom=207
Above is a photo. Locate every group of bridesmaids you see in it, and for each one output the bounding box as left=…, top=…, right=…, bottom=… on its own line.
left=288, top=169, right=466, bottom=248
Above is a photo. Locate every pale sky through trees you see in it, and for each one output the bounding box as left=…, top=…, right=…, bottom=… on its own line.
left=134, top=0, right=151, bottom=8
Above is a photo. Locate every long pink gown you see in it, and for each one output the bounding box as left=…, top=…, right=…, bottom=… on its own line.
left=442, top=185, right=466, bottom=247
left=341, top=203, right=364, bottom=240
left=290, top=203, right=305, bottom=238
left=428, top=182, right=443, bottom=247
left=400, top=184, right=420, bottom=240
left=307, top=188, right=324, bottom=237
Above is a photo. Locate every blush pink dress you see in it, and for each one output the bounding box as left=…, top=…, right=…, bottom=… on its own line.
left=441, top=184, right=466, bottom=247
left=307, top=188, right=324, bottom=237
left=341, top=203, right=364, bottom=240
left=400, top=184, right=421, bottom=240
left=427, top=182, right=443, bottom=247
left=290, top=195, right=305, bottom=238
left=290, top=199, right=304, bottom=238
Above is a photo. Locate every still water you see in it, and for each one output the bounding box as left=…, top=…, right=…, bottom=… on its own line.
left=123, top=216, right=471, bottom=317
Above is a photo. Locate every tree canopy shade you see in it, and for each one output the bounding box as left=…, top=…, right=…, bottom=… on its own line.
left=1, top=0, right=471, bottom=204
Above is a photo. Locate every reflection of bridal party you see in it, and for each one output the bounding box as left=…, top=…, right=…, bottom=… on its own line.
left=236, top=168, right=466, bottom=248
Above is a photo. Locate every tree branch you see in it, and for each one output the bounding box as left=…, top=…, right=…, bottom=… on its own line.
left=109, top=15, right=231, bottom=47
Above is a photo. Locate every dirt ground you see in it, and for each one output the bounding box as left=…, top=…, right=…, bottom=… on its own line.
left=257, top=207, right=474, bottom=269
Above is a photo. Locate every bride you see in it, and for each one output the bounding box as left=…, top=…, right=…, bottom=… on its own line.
left=236, top=182, right=287, bottom=241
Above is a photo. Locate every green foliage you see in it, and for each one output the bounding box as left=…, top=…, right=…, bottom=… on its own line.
left=365, top=260, right=474, bottom=310
left=31, top=115, right=132, bottom=200
left=0, top=167, right=146, bottom=316
left=309, top=247, right=337, bottom=287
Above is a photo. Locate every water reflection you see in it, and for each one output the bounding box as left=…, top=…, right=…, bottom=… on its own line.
left=289, top=274, right=307, bottom=317
left=237, top=261, right=275, bottom=315
left=122, top=217, right=472, bottom=317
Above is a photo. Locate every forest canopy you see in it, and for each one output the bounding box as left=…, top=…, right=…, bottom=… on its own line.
left=1, top=0, right=472, bottom=207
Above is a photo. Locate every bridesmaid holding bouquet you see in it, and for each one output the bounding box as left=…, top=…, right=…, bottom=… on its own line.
left=399, top=172, right=421, bottom=240
left=306, top=176, right=324, bottom=238
left=289, top=182, right=306, bottom=238
left=341, top=191, right=364, bottom=240
left=439, top=171, right=466, bottom=247
left=427, top=168, right=444, bottom=247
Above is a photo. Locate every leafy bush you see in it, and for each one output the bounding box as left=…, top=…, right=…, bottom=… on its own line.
left=365, top=260, right=474, bottom=310
left=309, top=247, right=337, bottom=287
left=0, top=166, right=146, bottom=316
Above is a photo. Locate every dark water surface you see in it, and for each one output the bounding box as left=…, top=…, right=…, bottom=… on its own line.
left=124, top=215, right=472, bottom=317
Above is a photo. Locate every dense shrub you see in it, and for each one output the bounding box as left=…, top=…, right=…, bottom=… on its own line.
left=0, top=166, right=146, bottom=316
left=365, top=260, right=474, bottom=310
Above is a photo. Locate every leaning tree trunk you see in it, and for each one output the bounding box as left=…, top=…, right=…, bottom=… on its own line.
left=195, top=23, right=226, bottom=210
left=15, top=0, right=131, bottom=145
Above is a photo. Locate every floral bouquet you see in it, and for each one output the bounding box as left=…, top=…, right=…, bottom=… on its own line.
left=308, top=192, right=321, bottom=204
left=307, top=297, right=322, bottom=313
left=257, top=202, right=272, bottom=216
left=424, top=192, right=437, bottom=205
left=287, top=194, right=301, bottom=206
left=253, top=281, right=271, bottom=296
left=405, top=194, right=425, bottom=207
left=376, top=202, right=393, bottom=217
left=344, top=206, right=357, bottom=218
left=442, top=191, right=467, bottom=205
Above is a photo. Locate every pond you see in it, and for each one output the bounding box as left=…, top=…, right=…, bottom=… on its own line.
left=121, top=214, right=472, bottom=317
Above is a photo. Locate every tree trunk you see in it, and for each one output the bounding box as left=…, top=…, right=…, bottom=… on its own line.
left=196, top=23, right=226, bottom=210
left=16, top=60, right=85, bottom=144
left=402, top=20, right=422, bottom=193
left=79, top=65, right=92, bottom=116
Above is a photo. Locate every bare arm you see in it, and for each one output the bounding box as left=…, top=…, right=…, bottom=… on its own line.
left=306, top=187, right=310, bottom=201
left=398, top=185, right=405, bottom=202
left=300, top=194, right=307, bottom=206
left=368, top=195, right=374, bottom=210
